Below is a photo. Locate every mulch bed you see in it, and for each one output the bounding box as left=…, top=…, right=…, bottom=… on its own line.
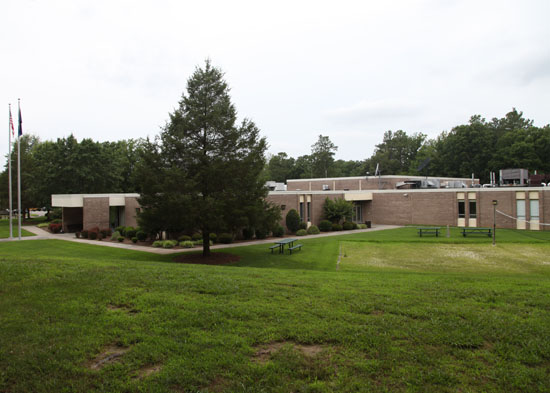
left=173, top=252, right=241, bottom=265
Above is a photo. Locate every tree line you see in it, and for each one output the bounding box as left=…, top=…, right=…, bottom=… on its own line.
left=2, top=109, right=549, bottom=220
left=265, top=109, right=550, bottom=184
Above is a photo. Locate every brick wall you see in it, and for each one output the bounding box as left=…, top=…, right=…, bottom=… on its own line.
left=83, top=197, right=109, bottom=230
left=124, top=197, right=140, bottom=228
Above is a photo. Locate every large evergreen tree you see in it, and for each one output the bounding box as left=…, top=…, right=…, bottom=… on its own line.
left=137, top=61, right=272, bottom=256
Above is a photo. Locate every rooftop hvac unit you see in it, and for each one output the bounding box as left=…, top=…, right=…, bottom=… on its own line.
left=322, top=184, right=330, bottom=190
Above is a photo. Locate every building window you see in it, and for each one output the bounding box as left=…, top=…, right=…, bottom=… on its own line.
left=530, top=200, right=539, bottom=220
left=517, top=200, right=526, bottom=221
left=307, top=202, right=311, bottom=222
left=299, top=202, right=304, bottom=221
left=281, top=204, right=286, bottom=210
left=458, top=200, right=465, bottom=218
left=469, top=200, right=476, bottom=218
left=352, top=204, right=363, bottom=223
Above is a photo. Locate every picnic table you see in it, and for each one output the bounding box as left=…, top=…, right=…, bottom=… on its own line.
left=270, top=238, right=298, bottom=254
left=417, top=227, right=442, bottom=237
left=462, top=227, right=492, bottom=237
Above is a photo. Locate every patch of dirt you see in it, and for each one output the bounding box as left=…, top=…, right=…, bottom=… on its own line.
left=134, top=364, right=162, bottom=379
left=252, top=341, right=325, bottom=364
left=87, top=345, right=130, bottom=370
left=172, top=252, right=241, bottom=265
left=206, top=376, right=229, bottom=392
left=107, top=304, right=139, bottom=314
left=371, top=309, right=384, bottom=316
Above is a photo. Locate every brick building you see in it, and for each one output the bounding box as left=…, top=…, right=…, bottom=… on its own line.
left=52, top=176, right=548, bottom=232
left=266, top=176, right=549, bottom=231
left=51, top=193, right=140, bottom=233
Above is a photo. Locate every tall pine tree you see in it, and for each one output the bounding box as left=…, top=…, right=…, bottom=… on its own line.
left=138, top=61, right=272, bottom=256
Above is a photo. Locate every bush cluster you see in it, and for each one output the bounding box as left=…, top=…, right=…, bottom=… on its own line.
left=192, top=233, right=202, bottom=241
left=342, top=221, right=354, bottom=231
left=48, top=223, right=62, bottom=233
left=298, top=222, right=307, bottom=230
left=307, top=225, right=320, bottom=235
left=180, top=240, right=195, bottom=248
left=255, top=228, right=268, bottom=240
left=319, top=220, right=333, bottom=232
left=332, top=223, right=343, bottom=231
left=218, top=233, right=233, bottom=244
left=162, top=240, right=178, bottom=249
left=178, top=235, right=191, bottom=242
left=111, top=231, right=121, bottom=241
left=296, top=229, right=307, bottom=236
left=136, top=231, right=147, bottom=241
left=273, top=225, right=285, bottom=237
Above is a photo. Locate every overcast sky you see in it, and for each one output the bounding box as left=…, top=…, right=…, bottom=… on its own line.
left=2, top=0, right=549, bottom=164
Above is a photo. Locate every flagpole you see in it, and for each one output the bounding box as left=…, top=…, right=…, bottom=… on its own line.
left=8, top=104, right=13, bottom=239
left=17, top=98, right=21, bottom=240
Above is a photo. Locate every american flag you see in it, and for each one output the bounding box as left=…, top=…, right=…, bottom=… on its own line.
left=9, top=107, right=14, bottom=137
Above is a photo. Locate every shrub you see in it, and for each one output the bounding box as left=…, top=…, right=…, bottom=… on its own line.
left=81, top=230, right=89, bottom=239
left=218, top=233, right=233, bottom=244
left=50, top=208, right=62, bottom=220
left=89, top=231, right=98, bottom=240
left=332, top=223, right=343, bottom=231
left=255, top=228, right=268, bottom=240
left=298, top=221, right=307, bottom=230
left=37, top=222, right=49, bottom=228
left=342, top=221, right=354, bottom=231
left=111, top=231, right=121, bottom=241
left=180, top=240, right=195, bottom=248
left=242, top=227, right=254, bottom=240
left=209, top=233, right=217, bottom=243
left=136, top=231, right=147, bottom=241
left=193, top=239, right=203, bottom=246
left=97, top=233, right=103, bottom=241
left=323, top=197, right=353, bottom=224
left=100, top=228, right=112, bottom=238
left=125, top=227, right=137, bottom=239
left=115, top=226, right=126, bottom=236
left=48, top=223, right=62, bottom=233
left=50, top=218, right=62, bottom=224
left=162, top=240, right=177, bottom=249
left=307, top=225, right=320, bottom=235
left=285, top=209, right=301, bottom=233
left=296, top=229, right=307, bottom=236
left=131, top=237, right=138, bottom=243
left=117, top=236, right=125, bottom=242
left=273, top=225, right=285, bottom=237
left=152, top=240, right=163, bottom=248
left=178, top=234, right=191, bottom=242
left=192, top=233, right=202, bottom=241
left=352, top=222, right=358, bottom=229
left=319, top=220, right=333, bottom=232
left=75, top=232, right=81, bottom=238
left=357, top=223, right=367, bottom=229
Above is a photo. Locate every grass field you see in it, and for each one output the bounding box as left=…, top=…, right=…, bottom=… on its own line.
left=1, top=228, right=549, bottom=392
left=0, top=219, right=35, bottom=238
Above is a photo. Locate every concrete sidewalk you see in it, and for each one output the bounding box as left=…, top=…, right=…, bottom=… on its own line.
left=6, top=225, right=401, bottom=254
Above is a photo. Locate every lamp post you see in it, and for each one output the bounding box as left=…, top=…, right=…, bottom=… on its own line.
left=492, top=200, right=498, bottom=246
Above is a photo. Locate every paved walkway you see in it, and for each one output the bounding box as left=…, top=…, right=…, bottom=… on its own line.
left=4, top=225, right=401, bottom=255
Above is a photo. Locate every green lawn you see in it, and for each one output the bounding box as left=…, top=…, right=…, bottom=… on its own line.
left=1, top=229, right=549, bottom=392
left=0, top=219, right=35, bottom=238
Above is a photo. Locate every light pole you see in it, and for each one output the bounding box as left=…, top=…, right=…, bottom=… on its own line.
left=492, top=200, right=498, bottom=246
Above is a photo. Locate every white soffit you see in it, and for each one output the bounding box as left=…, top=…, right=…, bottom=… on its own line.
left=109, top=195, right=126, bottom=206
left=344, top=192, right=373, bottom=201
left=51, top=194, right=84, bottom=207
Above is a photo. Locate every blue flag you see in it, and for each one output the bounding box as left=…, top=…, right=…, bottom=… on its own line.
left=18, top=106, right=22, bottom=137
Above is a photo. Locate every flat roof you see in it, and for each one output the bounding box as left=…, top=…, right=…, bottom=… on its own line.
left=52, top=193, right=140, bottom=208
left=286, top=175, right=476, bottom=182
left=268, top=187, right=549, bottom=196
